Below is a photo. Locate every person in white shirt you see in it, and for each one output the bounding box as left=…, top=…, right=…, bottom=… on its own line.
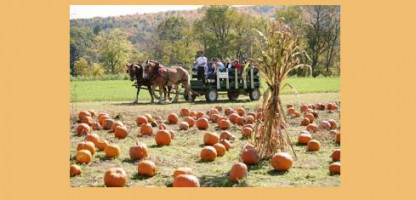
left=194, top=51, right=208, bottom=80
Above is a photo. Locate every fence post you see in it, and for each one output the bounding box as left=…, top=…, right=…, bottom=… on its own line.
left=235, top=68, right=238, bottom=89
left=226, top=68, right=229, bottom=89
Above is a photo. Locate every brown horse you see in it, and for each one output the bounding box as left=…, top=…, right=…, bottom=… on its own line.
left=126, top=63, right=171, bottom=103
left=141, top=60, right=193, bottom=103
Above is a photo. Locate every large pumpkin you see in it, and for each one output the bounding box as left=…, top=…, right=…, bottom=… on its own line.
left=220, top=131, right=235, bottom=141
left=213, top=143, right=226, bottom=157
left=301, top=118, right=310, bottom=126
left=220, top=139, right=231, bottom=151
left=114, top=126, right=128, bottom=139
left=167, top=113, right=179, bottom=124
left=298, top=132, right=312, bottom=145
left=140, top=123, right=153, bottom=136
left=332, top=149, right=340, bottom=161
left=128, top=143, right=147, bottom=161
left=96, top=139, right=109, bottom=151
left=203, top=132, right=219, bottom=146
left=224, top=108, right=234, bottom=116
left=173, top=167, right=193, bottom=178
left=241, top=145, right=259, bottom=165
left=306, top=124, right=318, bottom=133
left=307, top=140, right=321, bottom=151
left=218, top=119, right=231, bottom=130
left=84, top=133, right=100, bottom=146
left=155, top=130, right=172, bottom=146
left=184, top=116, right=195, bottom=127
left=111, top=120, right=124, bottom=131
left=136, top=115, right=148, bottom=126
left=76, top=123, right=91, bottom=135
left=173, top=174, right=200, bottom=187
left=236, top=107, right=246, bottom=116
left=77, top=141, right=96, bottom=155
left=329, top=162, right=341, bottom=174
left=76, top=150, right=92, bottom=164
left=318, top=120, right=331, bottom=130
left=196, top=118, right=209, bottom=130
left=103, top=119, right=114, bottom=130
left=228, top=162, right=248, bottom=182
left=304, top=113, right=315, bottom=123
left=241, top=127, right=253, bottom=137
left=137, top=160, right=157, bottom=177
left=98, top=113, right=110, bottom=126
left=179, top=121, right=189, bottom=130
left=200, top=146, right=217, bottom=162
left=236, top=116, right=247, bottom=126
left=271, top=152, right=293, bottom=171
left=104, top=167, right=127, bottom=187
left=210, top=114, right=221, bottom=123
left=246, top=115, right=255, bottom=124
left=70, top=164, right=81, bottom=177
left=104, top=144, right=120, bottom=158
left=228, top=113, right=240, bottom=124
left=78, top=110, right=91, bottom=120
left=180, top=108, right=191, bottom=117
left=81, top=116, right=94, bottom=126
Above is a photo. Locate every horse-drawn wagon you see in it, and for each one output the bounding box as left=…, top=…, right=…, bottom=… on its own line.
left=184, top=68, right=261, bottom=102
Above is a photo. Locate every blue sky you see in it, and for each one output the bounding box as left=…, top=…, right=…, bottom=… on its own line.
left=70, top=5, right=205, bottom=19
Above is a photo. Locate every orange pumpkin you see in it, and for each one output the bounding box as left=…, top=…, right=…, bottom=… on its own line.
left=76, top=150, right=92, bottom=164
left=203, top=132, right=219, bottom=146
left=218, top=119, right=231, bottom=130
left=220, top=131, right=235, bottom=141
left=184, top=116, right=195, bottom=127
left=189, top=111, right=197, bottom=117
left=180, top=108, right=191, bottom=117
left=319, top=120, right=331, bottom=130
left=104, top=167, right=127, bottom=187
left=271, top=152, right=293, bottom=171
left=244, top=124, right=254, bottom=129
left=179, top=121, right=189, bottom=130
left=220, top=139, right=231, bottom=151
left=246, top=115, right=255, bottom=124
left=168, top=130, right=175, bottom=139
left=287, top=107, right=296, bottom=115
left=307, top=140, right=321, bottom=151
left=293, top=111, right=301, bottom=118
left=167, top=113, right=179, bottom=124
left=81, top=116, right=94, bottom=126
left=96, top=139, right=109, bottom=151
left=332, top=149, right=340, bottom=161
left=195, top=111, right=205, bottom=119
left=77, top=141, right=96, bottom=155
left=140, top=123, right=153, bottom=136
left=242, top=127, right=253, bottom=137
left=236, top=116, right=247, bottom=126
left=99, top=115, right=110, bottom=126
left=210, top=114, right=221, bottom=123
left=196, top=118, right=209, bottom=130
left=144, top=114, right=154, bottom=123
left=304, top=113, right=315, bottom=123
left=85, top=133, right=100, bottom=146
left=208, top=108, right=220, bottom=116
left=155, top=130, right=172, bottom=146
left=137, top=160, right=157, bottom=177
left=136, top=115, right=148, bottom=126
left=301, top=118, right=310, bottom=126
left=335, top=132, right=341, bottom=143
left=200, top=146, right=217, bottom=161
left=129, top=142, right=149, bottom=160
left=224, top=108, right=234, bottom=116
left=236, top=107, right=246, bottom=116
left=114, top=126, right=128, bottom=139
left=228, top=113, right=240, bottom=124
left=103, top=119, right=114, bottom=130
left=111, top=120, right=124, bottom=131
left=247, top=112, right=257, bottom=118
left=173, top=167, right=193, bottom=178
left=173, top=174, right=200, bottom=187
left=104, top=144, right=120, bottom=158
left=70, top=164, right=81, bottom=177
left=158, top=123, right=168, bottom=130
left=306, top=124, right=318, bottom=133
left=316, top=103, right=325, bottom=110
left=328, top=119, right=338, bottom=129
left=78, top=110, right=91, bottom=120
left=298, top=132, right=312, bottom=145
left=213, top=143, right=226, bottom=157
left=241, top=145, right=259, bottom=165
left=329, top=162, right=341, bottom=174
left=228, top=162, right=248, bottom=182
left=215, top=105, right=223, bottom=112
left=91, top=122, right=101, bottom=131
left=76, top=123, right=91, bottom=135
left=300, top=104, right=309, bottom=113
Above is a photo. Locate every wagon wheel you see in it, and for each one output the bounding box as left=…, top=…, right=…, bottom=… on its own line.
left=249, top=88, right=261, bottom=101
left=205, top=89, right=218, bottom=103
left=183, top=92, right=197, bottom=102
left=227, top=91, right=239, bottom=101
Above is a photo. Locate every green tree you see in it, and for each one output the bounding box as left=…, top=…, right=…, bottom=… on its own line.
left=95, top=29, right=133, bottom=74
left=70, top=27, right=94, bottom=75
left=90, top=63, right=105, bottom=77
left=73, top=57, right=89, bottom=76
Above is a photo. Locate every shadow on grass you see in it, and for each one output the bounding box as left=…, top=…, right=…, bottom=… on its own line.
left=199, top=174, right=248, bottom=187
left=131, top=173, right=154, bottom=180
left=97, top=155, right=117, bottom=161
left=294, top=143, right=307, bottom=147
left=121, top=158, right=138, bottom=164
left=267, top=169, right=289, bottom=176
left=149, top=144, right=163, bottom=148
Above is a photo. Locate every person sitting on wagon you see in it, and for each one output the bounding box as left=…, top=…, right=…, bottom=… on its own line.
left=232, top=59, right=242, bottom=75
left=224, top=58, right=232, bottom=69
left=193, top=51, right=208, bottom=81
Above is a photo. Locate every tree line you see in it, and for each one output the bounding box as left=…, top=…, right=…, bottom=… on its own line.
left=70, top=5, right=340, bottom=77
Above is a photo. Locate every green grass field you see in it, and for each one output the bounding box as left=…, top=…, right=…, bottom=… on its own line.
left=70, top=93, right=340, bottom=187
left=70, top=77, right=340, bottom=102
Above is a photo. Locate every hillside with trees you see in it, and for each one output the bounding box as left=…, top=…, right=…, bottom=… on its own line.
left=70, top=5, right=339, bottom=77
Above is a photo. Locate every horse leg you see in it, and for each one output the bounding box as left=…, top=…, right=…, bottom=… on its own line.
left=158, top=84, right=164, bottom=104
left=167, top=86, right=173, bottom=101
left=147, top=85, right=154, bottom=103
left=172, top=84, right=179, bottom=103
left=134, top=84, right=141, bottom=103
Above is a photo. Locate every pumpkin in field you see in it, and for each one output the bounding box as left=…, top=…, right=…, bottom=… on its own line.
left=241, top=145, right=259, bottom=165
left=103, top=119, right=114, bottom=130
left=98, top=113, right=110, bottom=126
left=210, top=114, right=221, bottom=123
left=298, top=132, right=312, bottom=145
left=183, top=116, right=195, bottom=127
left=196, top=118, right=209, bottom=130
left=328, top=119, right=338, bottom=129
left=77, top=141, right=96, bottom=155
left=81, top=116, right=94, bottom=126
left=293, top=111, right=301, bottom=118
left=195, top=111, right=205, bottom=119
left=336, top=132, right=341, bottom=143
left=220, top=131, right=235, bottom=141
left=129, top=142, right=149, bottom=160
left=218, top=119, right=231, bottom=130
left=304, top=113, right=315, bottom=123
left=332, top=149, right=340, bottom=161
left=114, top=126, right=128, bottom=139
left=224, top=108, right=234, bottom=116
left=215, top=105, right=223, bottom=112
left=173, top=167, right=193, bottom=178
left=96, top=139, right=109, bottom=151
left=178, top=121, right=189, bottom=130
left=78, top=110, right=91, bottom=120
left=301, top=118, right=310, bottom=126
left=329, top=162, right=341, bottom=174
left=307, top=139, right=321, bottom=151
left=104, top=144, right=120, bottom=158
left=247, top=112, right=257, bottom=118
left=236, top=116, right=247, bottom=126
left=220, top=139, right=231, bottom=151
left=271, top=152, right=293, bottom=171
left=213, top=143, right=226, bottom=157
left=180, top=108, right=191, bottom=117
left=236, top=107, right=246, bottom=116
left=300, top=104, right=308, bottom=113
left=319, top=120, right=331, bottom=130
left=189, top=111, right=197, bottom=118
left=173, top=174, right=200, bottom=187
left=246, top=115, right=255, bottom=124
left=316, top=103, right=325, bottom=110
left=76, top=123, right=91, bottom=135
left=76, top=150, right=92, bottom=164
left=155, top=130, right=171, bottom=146
left=167, top=113, right=179, bottom=124
left=228, top=113, right=239, bottom=124
left=203, top=132, right=219, bottom=145
left=85, top=133, right=100, bottom=146
left=111, top=121, right=124, bottom=131
left=244, top=124, right=254, bottom=130
left=137, top=160, right=157, bottom=177
left=158, top=123, right=168, bottom=130
left=306, top=124, right=318, bottom=133
left=104, top=167, right=127, bottom=187
left=200, top=146, right=217, bottom=161
left=242, top=127, right=253, bottom=137
left=327, top=103, right=338, bottom=111
left=288, top=107, right=296, bottom=115
left=70, top=164, right=81, bottom=177
left=228, top=162, right=248, bottom=182
left=208, top=108, right=220, bottom=116
left=144, top=114, right=154, bottom=123
left=168, top=130, right=176, bottom=139
left=140, top=123, right=153, bottom=136
left=91, top=122, right=101, bottom=131
left=136, top=115, right=148, bottom=126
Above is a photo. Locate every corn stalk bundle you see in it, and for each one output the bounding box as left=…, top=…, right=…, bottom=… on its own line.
left=253, top=19, right=311, bottom=159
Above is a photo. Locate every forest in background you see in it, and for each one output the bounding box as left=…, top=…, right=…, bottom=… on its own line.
left=70, top=5, right=340, bottom=78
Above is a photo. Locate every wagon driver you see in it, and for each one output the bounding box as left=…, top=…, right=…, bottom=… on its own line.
left=194, top=50, right=208, bottom=80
